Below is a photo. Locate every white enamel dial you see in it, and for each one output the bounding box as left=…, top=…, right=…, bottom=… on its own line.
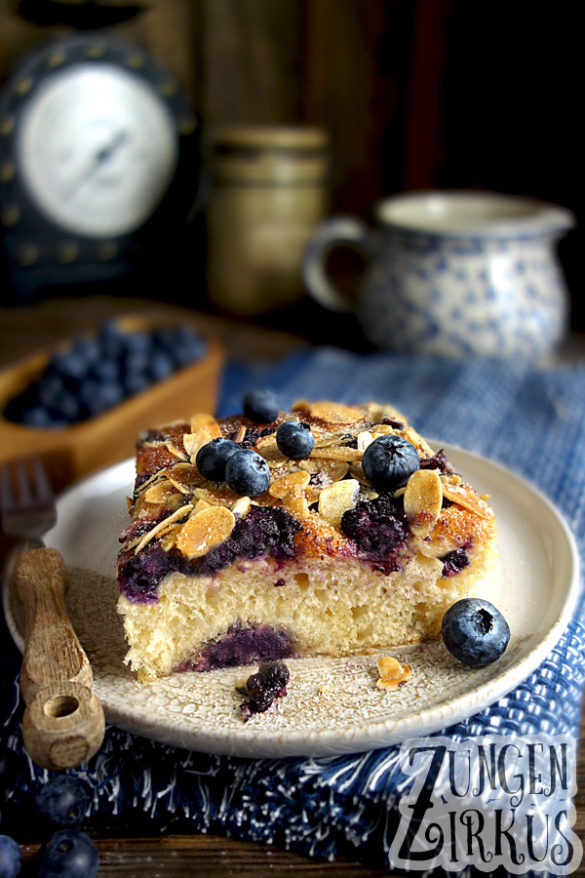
left=17, top=63, right=178, bottom=238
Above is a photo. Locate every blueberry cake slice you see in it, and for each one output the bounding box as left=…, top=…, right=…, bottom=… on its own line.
left=116, top=398, right=497, bottom=681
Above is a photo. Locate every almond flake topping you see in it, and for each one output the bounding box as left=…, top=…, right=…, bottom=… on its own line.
left=309, top=442, right=363, bottom=462
left=232, top=496, right=252, bottom=516
left=175, top=505, right=235, bottom=559
left=269, top=470, right=311, bottom=499
left=307, top=401, right=365, bottom=425
left=318, top=478, right=360, bottom=526
left=403, top=469, right=443, bottom=538
left=133, top=503, right=193, bottom=553
left=282, top=487, right=311, bottom=519
left=440, top=479, right=492, bottom=519
left=376, top=656, right=411, bottom=690
left=143, top=479, right=181, bottom=506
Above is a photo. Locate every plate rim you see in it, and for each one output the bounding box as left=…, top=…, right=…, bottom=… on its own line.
left=3, top=443, right=581, bottom=757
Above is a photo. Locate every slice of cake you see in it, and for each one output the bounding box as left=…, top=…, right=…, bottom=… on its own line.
left=116, top=398, right=497, bottom=682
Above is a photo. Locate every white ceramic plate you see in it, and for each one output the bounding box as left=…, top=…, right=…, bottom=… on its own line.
left=3, top=445, right=580, bottom=758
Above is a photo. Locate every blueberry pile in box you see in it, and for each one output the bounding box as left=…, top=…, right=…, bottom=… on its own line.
left=3, top=320, right=207, bottom=429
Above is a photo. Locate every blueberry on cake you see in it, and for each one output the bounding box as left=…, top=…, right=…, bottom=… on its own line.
left=116, top=397, right=497, bottom=681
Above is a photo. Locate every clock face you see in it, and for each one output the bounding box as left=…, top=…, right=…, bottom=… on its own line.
left=16, top=63, right=179, bottom=238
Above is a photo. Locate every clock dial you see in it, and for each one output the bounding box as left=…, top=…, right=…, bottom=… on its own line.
left=17, top=63, right=179, bottom=238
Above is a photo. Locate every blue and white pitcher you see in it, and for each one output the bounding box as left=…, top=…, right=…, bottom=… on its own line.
left=303, top=190, right=575, bottom=359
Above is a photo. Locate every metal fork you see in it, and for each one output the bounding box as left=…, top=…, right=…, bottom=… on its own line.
left=1, top=456, right=105, bottom=770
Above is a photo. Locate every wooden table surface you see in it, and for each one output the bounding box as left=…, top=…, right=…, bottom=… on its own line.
left=1, top=295, right=583, bottom=876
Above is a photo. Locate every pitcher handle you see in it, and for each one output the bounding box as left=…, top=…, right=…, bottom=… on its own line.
left=303, top=215, right=370, bottom=313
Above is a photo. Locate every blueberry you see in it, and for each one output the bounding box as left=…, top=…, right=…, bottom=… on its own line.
left=225, top=449, right=270, bottom=497
left=276, top=421, right=314, bottom=459
left=362, top=435, right=420, bottom=491
left=242, top=390, right=280, bottom=423
left=0, top=835, right=23, bottom=878
left=148, top=351, right=174, bottom=382
left=35, top=829, right=99, bottom=878
left=442, top=598, right=510, bottom=667
left=196, top=438, right=240, bottom=481
left=34, top=775, right=91, bottom=828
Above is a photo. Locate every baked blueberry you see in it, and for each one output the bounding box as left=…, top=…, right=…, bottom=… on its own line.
left=276, top=421, right=314, bottom=459
left=196, top=438, right=240, bottom=481
left=0, top=835, right=23, bottom=878
left=442, top=598, right=510, bottom=667
left=35, top=829, right=99, bottom=878
left=225, top=448, right=270, bottom=497
left=362, top=435, right=419, bottom=491
left=34, top=775, right=91, bottom=828
left=243, top=389, right=280, bottom=423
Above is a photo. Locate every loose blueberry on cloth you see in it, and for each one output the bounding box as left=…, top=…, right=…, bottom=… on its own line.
left=2, top=350, right=585, bottom=873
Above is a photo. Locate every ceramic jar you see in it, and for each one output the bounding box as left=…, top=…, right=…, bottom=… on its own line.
left=303, top=190, right=575, bottom=358
left=206, top=126, right=330, bottom=315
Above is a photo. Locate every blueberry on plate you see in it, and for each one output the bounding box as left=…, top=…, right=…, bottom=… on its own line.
left=243, top=389, right=280, bottom=423
left=196, top=438, right=240, bottom=481
left=362, top=435, right=420, bottom=492
left=276, top=421, right=314, bottom=459
left=0, top=835, right=23, bottom=878
left=442, top=598, right=510, bottom=667
left=35, top=829, right=99, bottom=878
left=34, top=775, right=91, bottom=828
left=225, top=448, right=270, bottom=497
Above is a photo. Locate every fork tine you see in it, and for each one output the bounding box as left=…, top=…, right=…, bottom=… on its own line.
left=1, top=462, right=14, bottom=511
left=30, top=456, right=54, bottom=502
left=16, top=459, right=32, bottom=506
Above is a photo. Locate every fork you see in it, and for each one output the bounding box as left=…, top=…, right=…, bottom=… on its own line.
left=1, top=456, right=105, bottom=770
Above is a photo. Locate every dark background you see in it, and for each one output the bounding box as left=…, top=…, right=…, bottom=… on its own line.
left=0, top=0, right=582, bottom=334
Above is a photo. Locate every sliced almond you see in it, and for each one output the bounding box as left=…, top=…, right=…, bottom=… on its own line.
left=282, top=487, right=311, bottom=519
left=441, top=480, right=492, bottom=519
left=194, top=485, right=241, bottom=507
left=134, top=504, right=193, bottom=553
left=232, top=496, right=252, bottom=516
left=255, top=434, right=289, bottom=466
left=318, top=478, right=359, bottom=526
left=165, top=442, right=189, bottom=461
left=309, top=446, right=362, bottom=462
left=348, top=461, right=370, bottom=485
left=176, top=505, right=235, bottom=559
left=357, top=431, right=374, bottom=452
left=164, top=462, right=203, bottom=491
left=401, top=426, right=434, bottom=458
left=143, top=479, right=180, bottom=505
left=404, top=469, right=443, bottom=538
left=231, top=425, right=247, bottom=444
left=309, top=401, right=365, bottom=425
left=190, top=412, right=221, bottom=436
left=159, top=524, right=182, bottom=552
left=376, top=656, right=411, bottom=690
left=269, top=470, right=311, bottom=499
left=298, top=458, right=349, bottom=483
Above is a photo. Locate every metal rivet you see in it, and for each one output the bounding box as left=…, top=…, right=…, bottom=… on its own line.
left=1, top=205, right=19, bottom=226
left=16, top=244, right=38, bottom=266
left=86, top=45, right=105, bottom=58
left=58, top=243, right=79, bottom=264
left=47, top=51, right=66, bottom=67
left=15, top=77, right=33, bottom=96
left=127, top=54, right=145, bottom=69
left=1, top=162, right=15, bottom=182
left=98, top=243, right=118, bottom=261
left=0, top=117, right=14, bottom=136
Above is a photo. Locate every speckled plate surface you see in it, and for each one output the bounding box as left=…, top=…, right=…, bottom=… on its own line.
left=3, top=445, right=580, bottom=757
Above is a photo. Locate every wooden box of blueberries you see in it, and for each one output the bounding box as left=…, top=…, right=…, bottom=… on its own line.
left=0, top=315, right=223, bottom=491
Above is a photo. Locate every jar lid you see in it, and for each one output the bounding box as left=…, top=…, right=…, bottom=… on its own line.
left=209, top=125, right=329, bottom=153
